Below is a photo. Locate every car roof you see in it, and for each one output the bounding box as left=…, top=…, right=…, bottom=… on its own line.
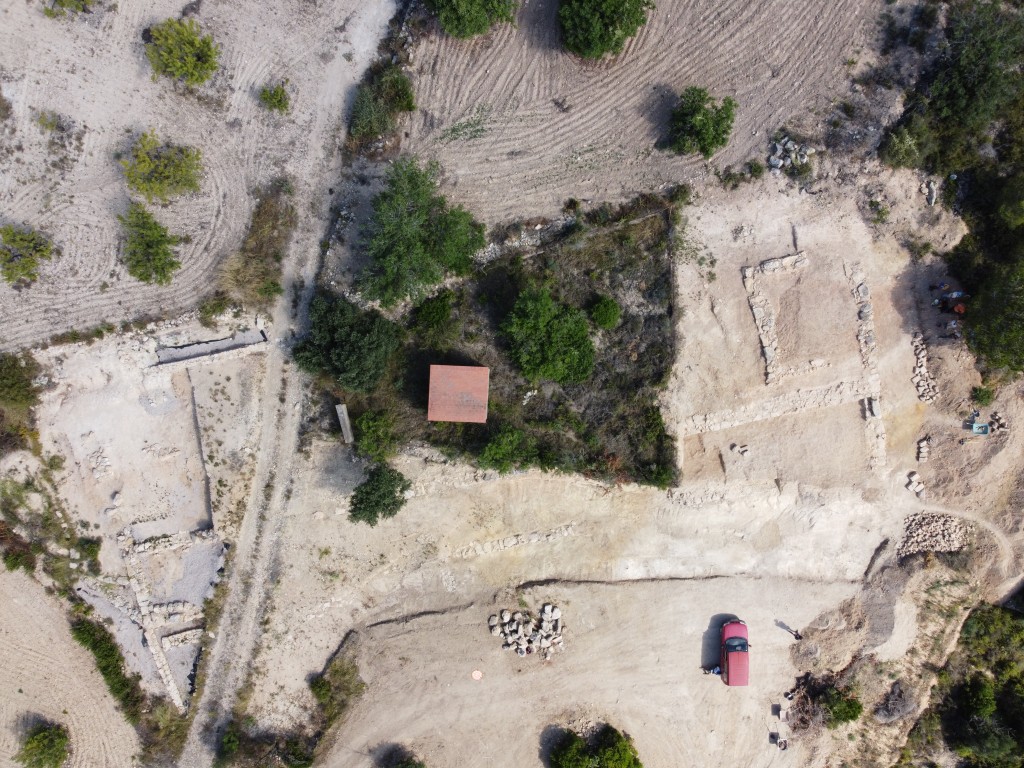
left=725, top=647, right=749, bottom=686
left=721, top=619, right=747, bottom=641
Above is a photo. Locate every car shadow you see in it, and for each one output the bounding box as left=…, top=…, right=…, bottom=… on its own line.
left=701, top=613, right=739, bottom=669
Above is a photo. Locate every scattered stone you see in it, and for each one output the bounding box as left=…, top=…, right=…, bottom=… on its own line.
left=897, top=512, right=972, bottom=558
left=488, top=604, right=565, bottom=660
left=911, top=332, right=938, bottom=404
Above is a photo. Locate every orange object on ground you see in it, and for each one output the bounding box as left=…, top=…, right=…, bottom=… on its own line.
left=427, top=365, right=490, bottom=423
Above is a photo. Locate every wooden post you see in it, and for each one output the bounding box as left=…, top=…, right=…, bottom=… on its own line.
left=336, top=404, right=354, bottom=444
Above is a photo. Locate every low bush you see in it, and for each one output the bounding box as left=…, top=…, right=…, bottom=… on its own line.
left=359, top=157, right=484, bottom=306
left=821, top=687, right=863, bottom=726
left=550, top=724, right=644, bottom=768
left=0, top=226, right=58, bottom=285
left=14, top=721, right=69, bottom=768
left=121, top=130, right=203, bottom=203
left=411, top=291, right=458, bottom=350
left=354, top=410, right=398, bottom=462
left=198, top=292, right=232, bottom=327
left=43, top=0, right=92, bottom=17
left=70, top=618, right=145, bottom=723
left=971, top=386, right=995, bottom=406
left=349, top=64, right=415, bottom=142
left=219, top=180, right=297, bottom=310
left=118, top=202, right=181, bottom=285
left=259, top=81, right=290, bottom=113
left=348, top=465, right=411, bottom=526
left=559, top=0, right=654, bottom=59
left=0, top=352, right=41, bottom=458
left=427, top=0, right=516, bottom=38
left=590, top=294, right=621, bottom=329
left=478, top=425, right=536, bottom=473
left=308, top=653, right=365, bottom=727
left=503, top=287, right=595, bottom=384
left=668, top=86, right=737, bottom=158
left=294, top=293, right=404, bottom=394
left=145, top=18, right=220, bottom=87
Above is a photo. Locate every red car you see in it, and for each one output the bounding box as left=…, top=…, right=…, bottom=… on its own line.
left=720, top=619, right=749, bottom=686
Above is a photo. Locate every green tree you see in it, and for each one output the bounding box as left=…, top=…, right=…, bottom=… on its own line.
left=558, top=0, right=654, bottom=59
left=427, top=0, right=516, bottom=38
left=349, top=64, right=416, bottom=141
left=963, top=674, right=998, bottom=719
left=359, top=157, right=484, bottom=306
left=0, top=226, right=57, bottom=285
left=668, top=87, right=738, bottom=158
left=348, top=465, right=411, bottom=525
left=478, top=426, right=536, bottom=473
left=145, top=18, right=221, bottom=87
left=590, top=294, right=621, bottom=329
left=998, top=175, right=1024, bottom=229
left=293, top=293, right=403, bottom=393
left=259, top=81, right=291, bottom=113
left=550, top=725, right=644, bottom=768
left=970, top=262, right=1024, bottom=370
left=118, top=202, right=181, bottom=285
left=14, top=722, right=69, bottom=768
left=503, top=287, right=595, bottom=384
left=121, top=131, right=203, bottom=203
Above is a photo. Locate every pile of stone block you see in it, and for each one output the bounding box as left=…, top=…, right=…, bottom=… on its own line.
left=489, top=604, right=564, bottom=661
left=989, top=411, right=1010, bottom=434
left=897, top=512, right=972, bottom=558
left=767, top=137, right=815, bottom=171
left=911, top=333, right=938, bottom=404
left=916, top=437, right=931, bottom=463
left=906, top=471, right=926, bottom=500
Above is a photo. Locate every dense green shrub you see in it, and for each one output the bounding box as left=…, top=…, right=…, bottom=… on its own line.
left=550, top=725, right=644, bottom=768
left=259, top=81, right=290, bottom=113
left=558, top=0, right=654, bottom=59
left=821, top=687, right=863, bottom=726
left=668, top=86, right=737, bottom=158
left=359, top=157, right=484, bottom=306
left=293, top=293, right=403, bottom=393
left=14, top=722, right=69, bottom=768
left=590, top=294, right=621, bottom=329
left=348, top=465, right=411, bottom=525
left=503, top=287, right=595, bottom=384
left=121, top=131, right=203, bottom=203
left=969, top=263, right=1024, bottom=370
left=478, top=426, right=536, bottom=473
left=146, top=18, right=220, bottom=87
left=998, top=175, right=1024, bottom=229
left=0, top=226, right=57, bottom=285
left=971, top=386, right=995, bottom=406
left=427, top=0, right=516, bottom=37
left=349, top=64, right=415, bottom=141
left=70, top=618, right=144, bottom=723
left=118, top=202, right=181, bottom=285
left=354, top=410, right=398, bottom=462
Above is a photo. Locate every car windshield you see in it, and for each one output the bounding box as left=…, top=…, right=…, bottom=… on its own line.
left=725, top=637, right=748, bottom=653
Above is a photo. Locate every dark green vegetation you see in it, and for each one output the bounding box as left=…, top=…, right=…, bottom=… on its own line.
left=359, top=157, right=485, bottom=306
left=427, top=0, right=516, bottom=38
left=668, top=86, right=737, bottom=158
left=348, top=64, right=415, bottom=144
left=121, top=130, right=203, bottom=203
left=503, top=287, right=595, bottom=384
left=43, top=0, right=91, bottom=18
left=70, top=618, right=145, bottom=723
left=558, top=0, right=654, bottom=59
left=971, top=385, right=995, bottom=406
left=306, top=191, right=680, bottom=488
left=145, top=18, right=221, bottom=87
left=589, top=294, right=621, bottom=329
left=295, top=293, right=404, bottom=394
left=550, top=724, right=644, bottom=768
left=0, top=352, right=40, bottom=458
left=1, top=226, right=58, bottom=286
left=218, top=180, right=297, bottom=310
left=348, top=465, right=411, bottom=526
left=309, top=652, right=366, bottom=730
left=258, top=81, right=291, bottom=113
left=878, top=1, right=1024, bottom=370
left=118, top=202, right=182, bottom=285
left=820, top=687, right=863, bottom=727
left=14, top=721, right=69, bottom=768
left=899, top=604, right=1024, bottom=767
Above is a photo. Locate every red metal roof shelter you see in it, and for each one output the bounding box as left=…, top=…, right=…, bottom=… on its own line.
left=427, top=365, right=489, bottom=423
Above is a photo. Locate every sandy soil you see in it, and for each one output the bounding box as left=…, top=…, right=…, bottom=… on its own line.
left=0, top=0, right=391, bottom=350
left=0, top=569, right=140, bottom=768
left=405, top=0, right=877, bottom=222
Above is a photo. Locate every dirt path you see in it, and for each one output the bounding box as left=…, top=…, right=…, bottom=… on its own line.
left=0, top=571, right=140, bottom=768
left=177, top=3, right=396, bottom=765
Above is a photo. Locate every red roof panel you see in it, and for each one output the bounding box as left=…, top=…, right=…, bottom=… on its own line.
left=427, top=365, right=490, bottom=423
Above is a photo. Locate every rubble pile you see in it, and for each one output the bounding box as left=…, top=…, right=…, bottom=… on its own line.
left=767, top=137, right=815, bottom=171
left=916, top=437, right=931, bottom=463
left=489, top=604, right=564, bottom=661
left=897, top=512, right=972, bottom=558
left=905, top=471, right=926, bottom=500
left=911, top=332, right=938, bottom=404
